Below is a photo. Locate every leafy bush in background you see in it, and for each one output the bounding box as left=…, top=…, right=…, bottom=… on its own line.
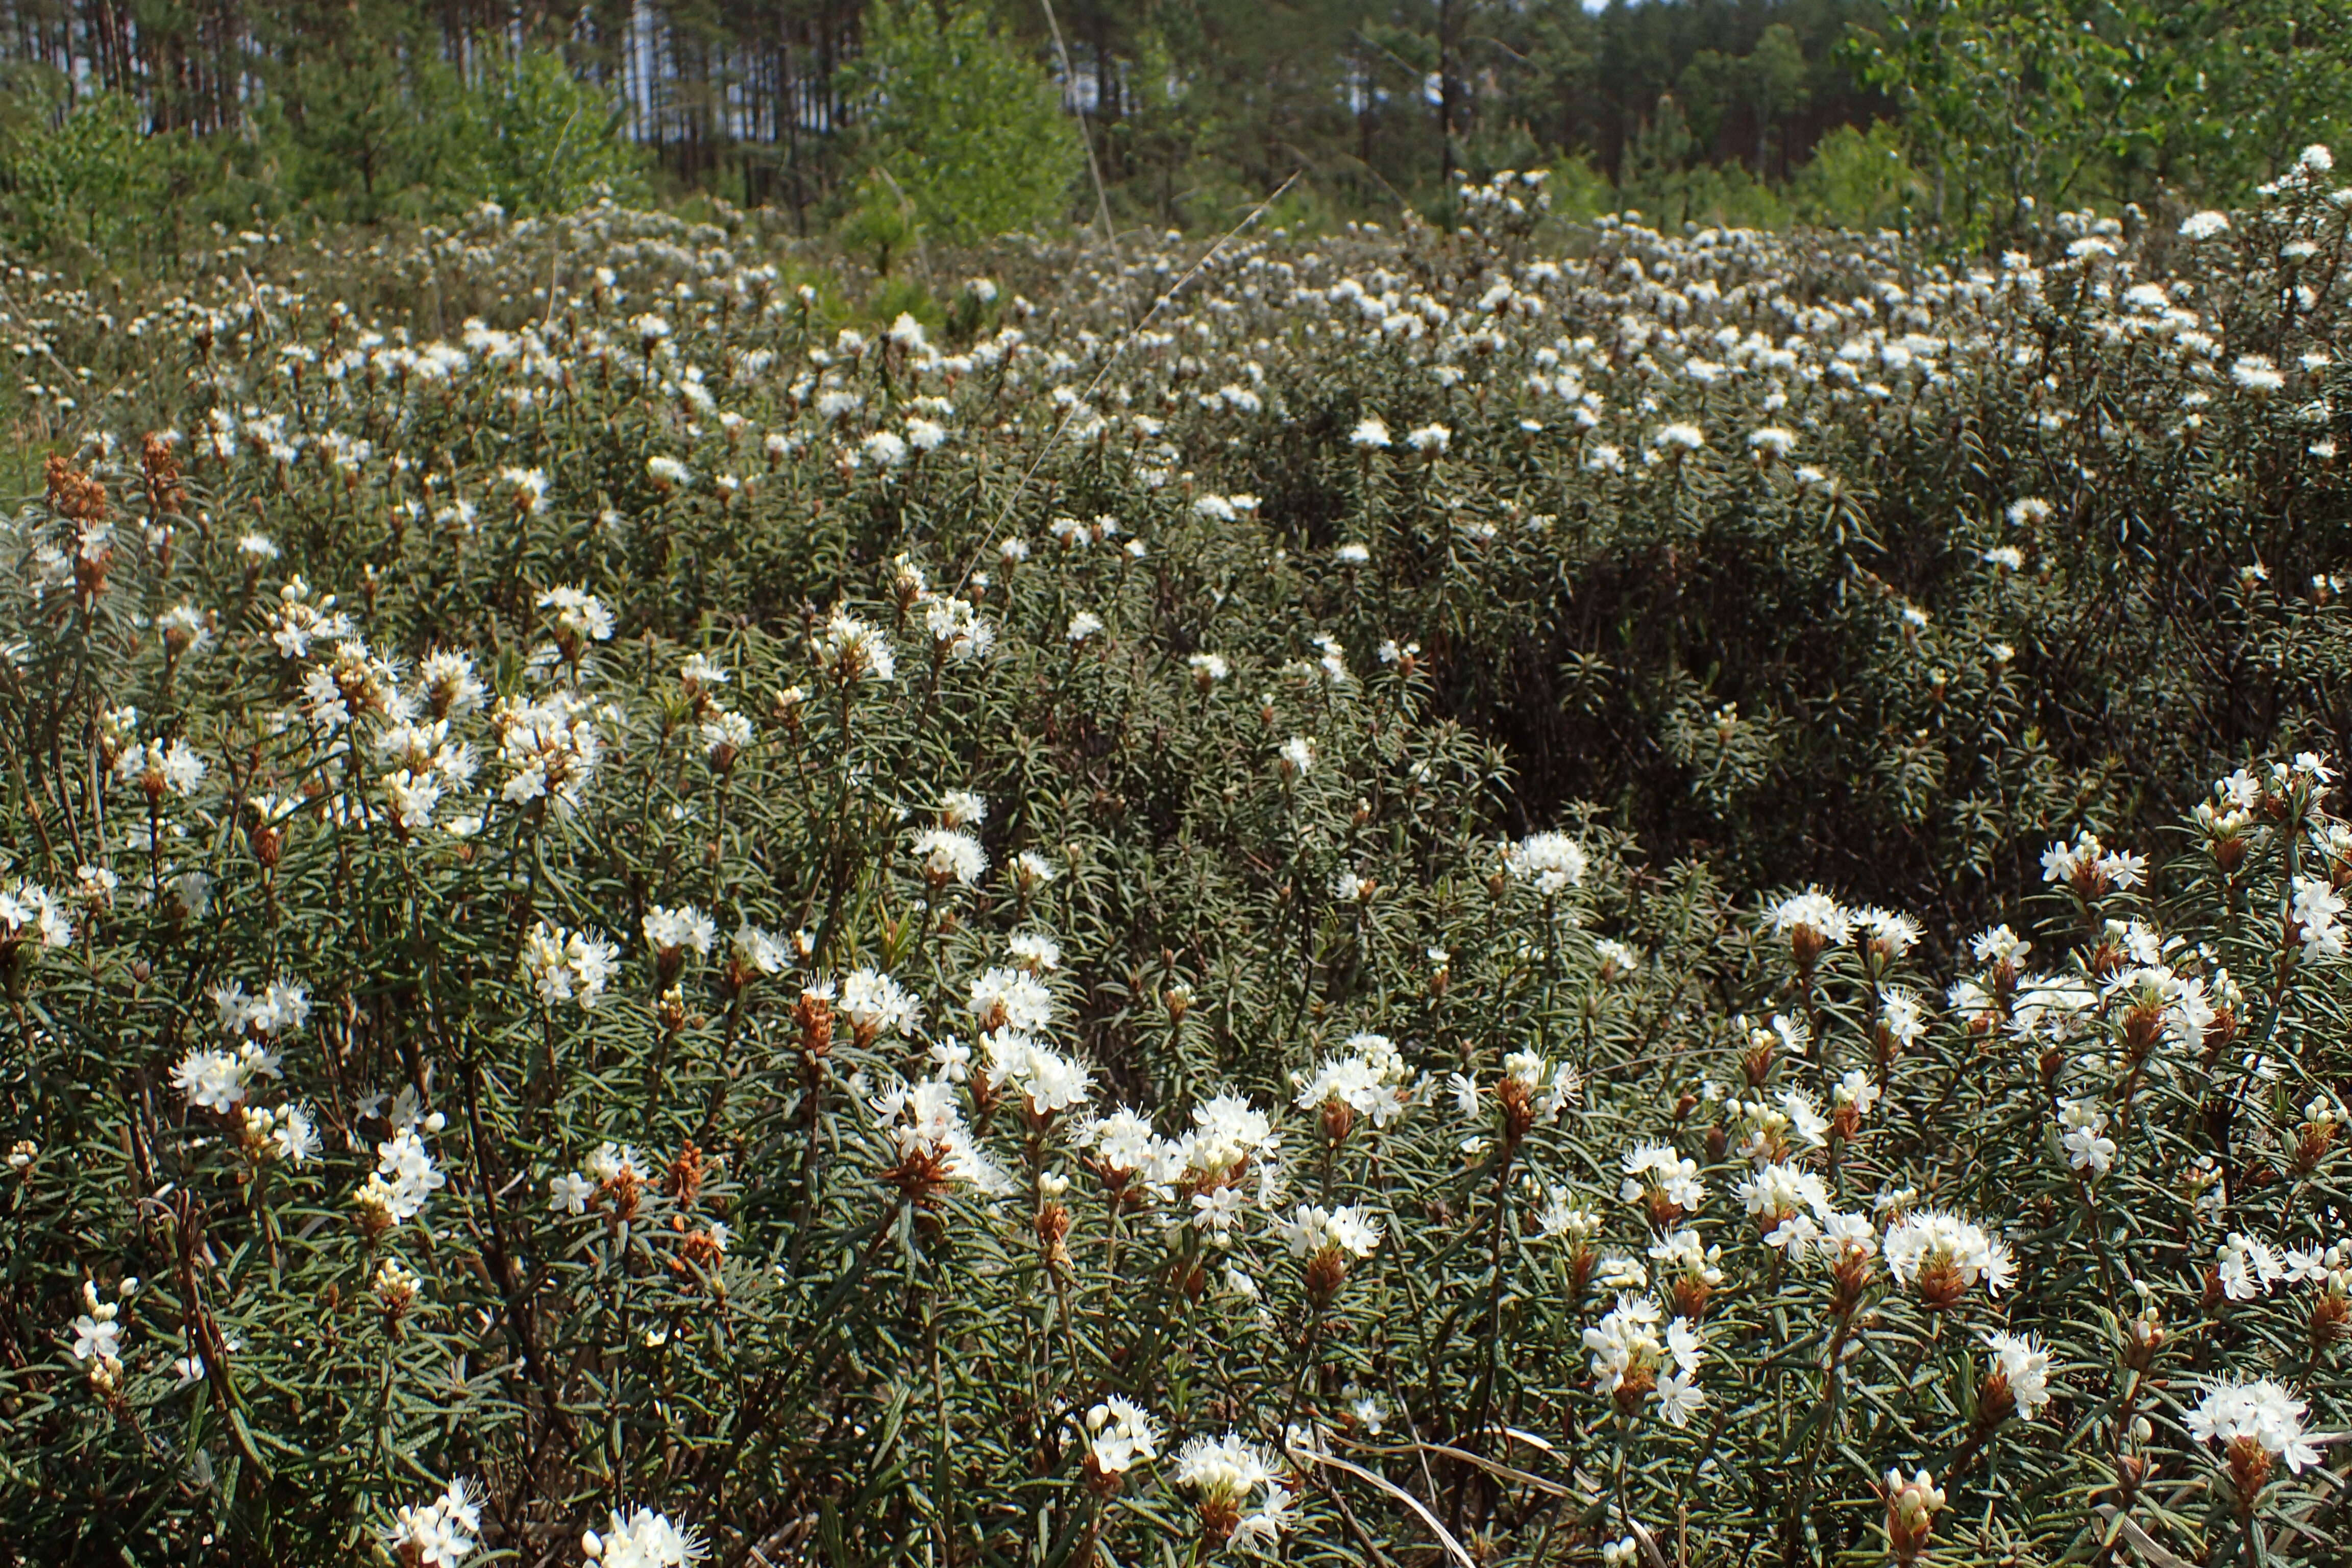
left=850, top=0, right=1084, bottom=248
left=0, top=87, right=164, bottom=258
left=0, top=42, right=647, bottom=267
left=3, top=161, right=2352, bottom=1566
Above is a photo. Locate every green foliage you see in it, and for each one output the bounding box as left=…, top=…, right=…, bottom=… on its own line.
left=852, top=1, right=1082, bottom=244
left=0, top=86, right=168, bottom=259
left=270, top=41, right=646, bottom=224
left=12, top=157, right=2352, bottom=1568
left=1855, top=0, right=2352, bottom=243
left=0, top=40, right=643, bottom=264
left=449, top=47, right=651, bottom=217
left=1790, top=121, right=1926, bottom=228
left=266, top=29, right=450, bottom=223
left=838, top=167, right=925, bottom=277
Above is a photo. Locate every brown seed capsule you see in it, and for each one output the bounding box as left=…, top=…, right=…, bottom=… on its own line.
left=2224, top=1435, right=2273, bottom=1518
left=1303, top=1246, right=1350, bottom=1306
left=2312, top=1290, right=2348, bottom=1349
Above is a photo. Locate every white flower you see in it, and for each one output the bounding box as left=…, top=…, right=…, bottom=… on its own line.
left=1983, top=1331, right=2053, bottom=1422
left=520, top=922, right=621, bottom=1010
left=1739, top=1161, right=1831, bottom=1232
left=362, top=1128, right=445, bottom=1225
left=501, top=467, right=549, bottom=513
left=2039, top=830, right=2143, bottom=894
left=840, top=967, right=924, bottom=1040
left=1582, top=1294, right=1707, bottom=1424
left=536, top=585, right=615, bottom=647
left=2059, top=1099, right=2117, bottom=1174
left=173, top=1047, right=254, bottom=1113
left=386, top=1476, right=484, bottom=1566
left=1232, top=1483, right=1297, bottom=1552
left=1172, top=1432, right=1277, bottom=1503
left=1276, top=736, right=1314, bottom=779
left=923, top=596, right=996, bottom=663
left=1405, top=423, right=1451, bottom=453
left=1833, top=1069, right=1881, bottom=1121
left=1505, top=831, right=1587, bottom=896
left=868, top=1080, right=1013, bottom=1195
left=581, top=1505, right=705, bottom=1567
left=70, top=1287, right=122, bottom=1362
left=643, top=904, right=716, bottom=961
left=116, top=738, right=208, bottom=798
left=1883, top=1210, right=2008, bottom=1300
left=1002, top=930, right=1058, bottom=968
left=1278, top=1202, right=1384, bottom=1258
left=0, top=880, right=72, bottom=948
left=1350, top=416, right=1392, bottom=448
left=1291, top=1034, right=1412, bottom=1127
left=913, top=828, right=988, bottom=888
left=550, top=1172, right=595, bottom=1215
left=495, top=692, right=603, bottom=816
left=2179, top=210, right=2231, bottom=239
left=1777, top=1089, right=1829, bottom=1148
left=1621, top=1143, right=1707, bottom=1215
left=1448, top=1071, right=1481, bottom=1120
left=969, top=966, right=1055, bottom=1035
left=1771, top=889, right=1850, bottom=947
left=1086, top=1395, right=1164, bottom=1475
left=699, top=710, right=753, bottom=763
left=818, top=608, right=896, bottom=683
left=2293, top=875, right=2346, bottom=961
left=157, top=603, right=211, bottom=655
left=1654, top=1367, right=1705, bottom=1426
left=2232, top=355, right=2285, bottom=395
left=1066, top=611, right=1105, bottom=644
left=1592, top=938, right=1641, bottom=978
left=2186, top=1378, right=2323, bottom=1474
left=2216, top=1232, right=2286, bottom=1301
left=1653, top=422, right=1706, bottom=452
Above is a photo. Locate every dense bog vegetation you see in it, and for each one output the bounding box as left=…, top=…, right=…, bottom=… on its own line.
left=4, top=159, right=2352, bottom=1566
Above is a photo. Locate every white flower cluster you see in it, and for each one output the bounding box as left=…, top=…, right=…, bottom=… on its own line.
left=1504, top=830, right=1587, bottom=896
left=2186, top=1378, right=2322, bottom=1473
left=354, top=1127, right=445, bottom=1227
left=1882, top=1210, right=2014, bottom=1301
left=494, top=691, right=604, bottom=814
left=1171, top=1433, right=1295, bottom=1550
left=1290, top=1032, right=1417, bottom=1129
left=1275, top=1203, right=1384, bottom=1259
left=0, top=879, right=74, bottom=949
left=1581, top=1294, right=1706, bottom=1426
left=520, top=921, right=621, bottom=1008
left=1084, top=1395, right=1163, bottom=1475
left=581, top=1506, right=704, bottom=1567
left=385, top=1477, right=484, bottom=1566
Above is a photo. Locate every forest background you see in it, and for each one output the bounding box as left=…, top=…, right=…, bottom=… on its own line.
left=5, top=0, right=2352, bottom=271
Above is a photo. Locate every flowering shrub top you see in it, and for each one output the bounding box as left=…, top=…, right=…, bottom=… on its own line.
left=3, top=169, right=2351, bottom=1565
